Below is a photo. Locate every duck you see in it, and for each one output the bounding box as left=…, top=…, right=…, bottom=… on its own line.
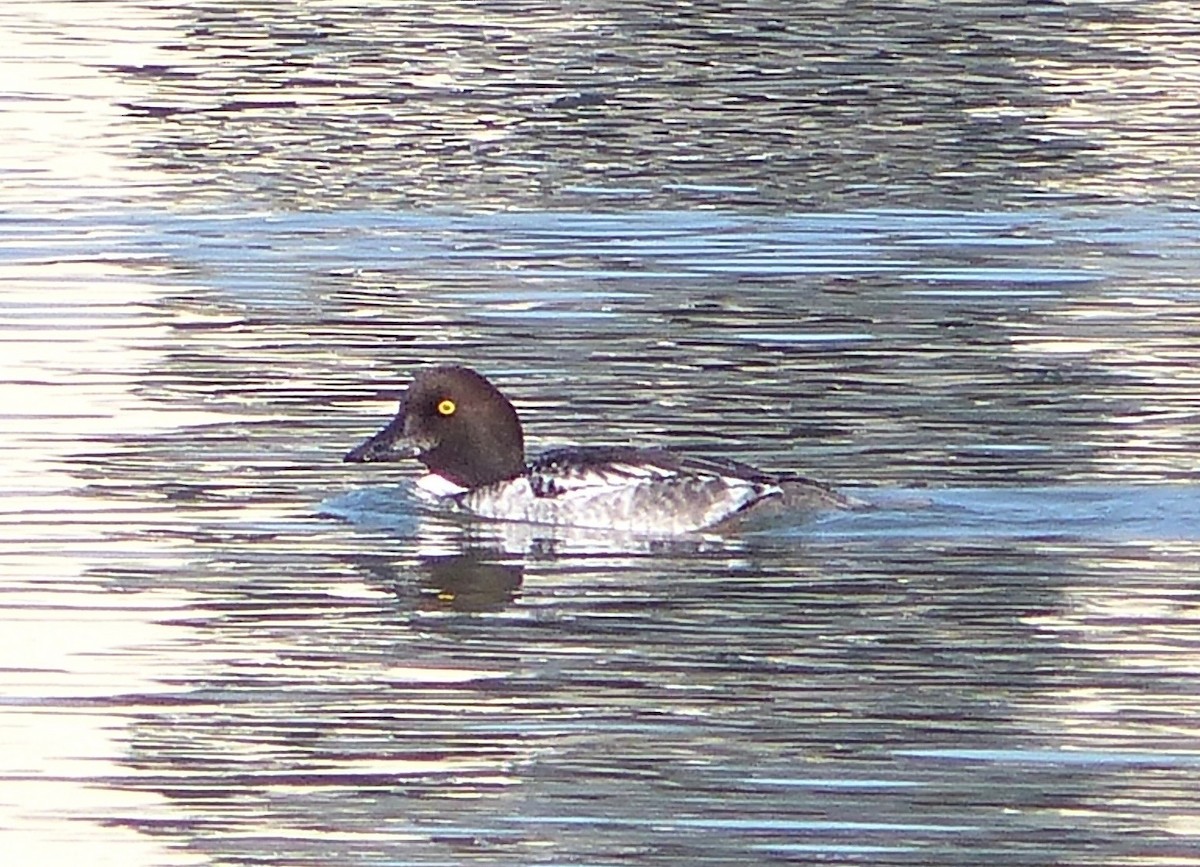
left=343, top=365, right=855, bottom=534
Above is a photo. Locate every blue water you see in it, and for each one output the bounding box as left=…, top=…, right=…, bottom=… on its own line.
left=6, top=2, right=1200, bottom=864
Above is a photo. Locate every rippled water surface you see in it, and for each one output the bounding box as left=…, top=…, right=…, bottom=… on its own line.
left=5, top=2, right=1200, bottom=865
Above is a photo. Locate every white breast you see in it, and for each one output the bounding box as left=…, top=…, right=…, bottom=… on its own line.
left=415, top=472, right=469, bottom=497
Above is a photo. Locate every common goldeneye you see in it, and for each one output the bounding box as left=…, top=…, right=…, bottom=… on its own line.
left=343, top=365, right=854, bottom=534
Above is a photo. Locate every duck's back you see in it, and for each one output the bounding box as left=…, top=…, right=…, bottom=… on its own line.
left=459, top=447, right=780, bottom=534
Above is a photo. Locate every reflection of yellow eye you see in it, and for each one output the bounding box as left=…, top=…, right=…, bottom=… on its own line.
left=437, top=398, right=457, bottom=416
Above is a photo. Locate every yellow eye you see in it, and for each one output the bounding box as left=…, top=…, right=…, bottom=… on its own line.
left=437, top=398, right=457, bottom=416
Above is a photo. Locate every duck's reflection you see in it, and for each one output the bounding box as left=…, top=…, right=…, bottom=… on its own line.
left=418, top=549, right=524, bottom=611
left=351, top=549, right=524, bottom=612
left=324, top=482, right=813, bottom=613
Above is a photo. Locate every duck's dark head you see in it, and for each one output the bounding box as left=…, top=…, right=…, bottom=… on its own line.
left=343, top=365, right=526, bottom=488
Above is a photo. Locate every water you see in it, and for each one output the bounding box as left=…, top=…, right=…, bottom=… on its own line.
left=4, top=2, right=1200, bottom=865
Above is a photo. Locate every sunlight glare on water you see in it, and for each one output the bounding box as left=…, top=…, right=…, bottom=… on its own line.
left=4, top=1, right=1200, bottom=865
